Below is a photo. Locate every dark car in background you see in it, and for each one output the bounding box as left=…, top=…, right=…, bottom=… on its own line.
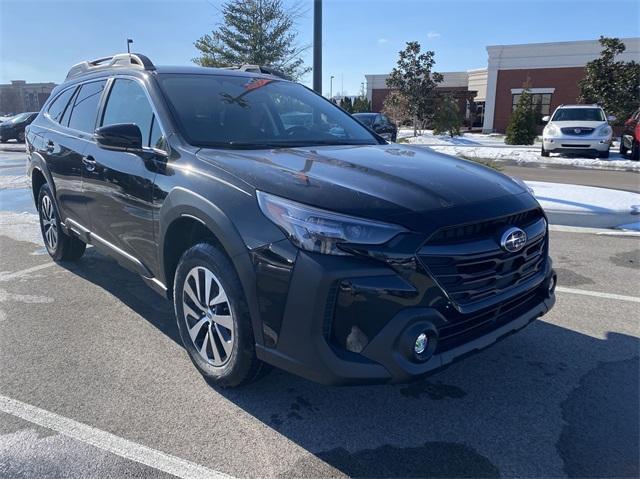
left=353, top=112, right=398, bottom=142
left=620, top=108, right=639, bottom=161
left=0, top=112, right=38, bottom=143
left=26, top=53, right=555, bottom=387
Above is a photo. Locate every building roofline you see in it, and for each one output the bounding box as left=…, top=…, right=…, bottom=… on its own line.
left=486, top=36, right=640, bottom=51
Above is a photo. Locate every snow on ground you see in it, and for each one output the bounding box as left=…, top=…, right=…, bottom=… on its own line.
left=0, top=175, right=28, bottom=189
left=398, top=129, right=640, bottom=171
left=0, top=211, right=43, bottom=245
left=524, top=180, right=640, bottom=229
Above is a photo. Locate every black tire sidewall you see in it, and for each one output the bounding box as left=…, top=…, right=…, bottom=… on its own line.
left=37, top=184, right=64, bottom=261
left=173, top=243, right=257, bottom=387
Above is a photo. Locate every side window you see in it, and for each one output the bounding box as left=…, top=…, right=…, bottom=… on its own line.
left=68, top=80, right=107, bottom=133
left=101, top=79, right=155, bottom=146
left=149, top=115, right=166, bottom=150
left=47, top=87, right=76, bottom=124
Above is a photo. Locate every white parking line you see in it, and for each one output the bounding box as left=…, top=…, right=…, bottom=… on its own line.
left=0, top=261, right=56, bottom=281
left=0, top=262, right=57, bottom=281
left=556, top=286, right=640, bottom=303
left=0, top=394, right=232, bottom=479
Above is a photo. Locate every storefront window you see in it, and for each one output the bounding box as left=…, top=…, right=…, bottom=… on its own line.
left=511, top=93, right=552, bottom=123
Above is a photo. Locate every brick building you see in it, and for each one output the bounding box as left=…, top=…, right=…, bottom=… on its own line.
left=0, top=80, right=57, bottom=116
left=365, top=37, right=640, bottom=133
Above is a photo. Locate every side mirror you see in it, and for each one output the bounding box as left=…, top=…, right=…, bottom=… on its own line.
left=541, top=116, right=550, bottom=122
left=95, top=123, right=142, bottom=151
left=607, top=115, right=617, bottom=122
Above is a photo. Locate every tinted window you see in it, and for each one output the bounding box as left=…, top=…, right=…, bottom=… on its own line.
left=47, top=87, right=76, bottom=124
left=354, top=114, right=375, bottom=127
left=552, top=108, right=605, bottom=122
left=158, top=74, right=378, bottom=148
left=68, top=80, right=106, bottom=133
left=149, top=116, right=166, bottom=149
left=102, top=79, right=154, bottom=145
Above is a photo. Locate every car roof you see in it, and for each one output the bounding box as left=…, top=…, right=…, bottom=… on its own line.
left=154, top=65, right=275, bottom=78
left=557, top=104, right=602, bottom=109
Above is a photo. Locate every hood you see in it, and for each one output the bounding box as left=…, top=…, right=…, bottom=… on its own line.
left=549, top=120, right=606, bottom=129
left=196, top=144, right=527, bottom=226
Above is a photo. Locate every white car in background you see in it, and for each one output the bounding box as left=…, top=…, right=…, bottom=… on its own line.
left=541, top=105, right=615, bottom=158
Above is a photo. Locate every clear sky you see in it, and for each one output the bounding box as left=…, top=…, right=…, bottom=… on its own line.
left=1, top=0, right=639, bottom=95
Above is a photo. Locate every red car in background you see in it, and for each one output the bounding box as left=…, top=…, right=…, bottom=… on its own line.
left=620, top=108, right=639, bottom=161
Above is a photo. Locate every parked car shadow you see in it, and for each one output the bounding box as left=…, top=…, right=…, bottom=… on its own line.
left=61, top=248, right=639, bottom=478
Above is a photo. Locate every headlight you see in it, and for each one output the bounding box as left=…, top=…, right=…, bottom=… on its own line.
left=596, top=124, right=612, bottom=136
left=544, top=124, right=559, bottom=137
left=257, top=191, right=407, bottom=255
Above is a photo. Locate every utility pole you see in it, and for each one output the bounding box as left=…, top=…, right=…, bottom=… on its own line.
left=313, top=0, right=322, bottom=94
left=330, top=75, right=334, bottom=100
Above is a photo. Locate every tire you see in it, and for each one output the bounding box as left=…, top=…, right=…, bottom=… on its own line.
left=620, top=137, right=629, bottom=156
left=17, top=131, right=25, bottom=143
left=598, top=150, right=610, bottom=159
left=38, top=183, right=86, bottom=261
left=173, top=242, right=264, bottom=388
left=541, top=146, right=550, bottom=157
left=631, top=141, right=640, bottom=162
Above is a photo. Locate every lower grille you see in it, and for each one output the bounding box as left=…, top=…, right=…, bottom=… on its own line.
left=436, top=287, right=542, bottom=353
left=561, top=144, right=590, bottom=148
left=418, top=209, right=547, bottom=311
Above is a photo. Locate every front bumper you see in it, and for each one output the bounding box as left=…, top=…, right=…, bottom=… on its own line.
left=255, top=248, right=556, bottom=385
left=543, top=136, right=611, bottom=153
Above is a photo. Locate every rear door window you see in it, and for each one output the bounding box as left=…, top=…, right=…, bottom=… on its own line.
left=67, top=80, right=107, bottom=133
left=47, top=87, right=76, bottom=124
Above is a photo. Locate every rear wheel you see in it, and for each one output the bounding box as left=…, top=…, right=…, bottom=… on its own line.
left=38, top=184, right=86, bottom=261
left=174, top=242, right=264, bottom=388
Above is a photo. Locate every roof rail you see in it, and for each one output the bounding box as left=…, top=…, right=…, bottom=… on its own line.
left=65, top=53, right=156, bottom=80
left=224, top=64, right=291, bottom=80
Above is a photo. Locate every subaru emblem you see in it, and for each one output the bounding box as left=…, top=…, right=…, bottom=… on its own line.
left=500, top=227, right=527, bottom=253
left=574, top=128, right=581, bottom=134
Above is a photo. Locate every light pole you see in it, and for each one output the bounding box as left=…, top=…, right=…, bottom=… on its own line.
left=330, top=75, right=334, bottom=100
left=313, top=0, right=322, bottom=94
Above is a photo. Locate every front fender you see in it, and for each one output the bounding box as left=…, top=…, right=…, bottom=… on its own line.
left=158, top=186, right=271, bottom=345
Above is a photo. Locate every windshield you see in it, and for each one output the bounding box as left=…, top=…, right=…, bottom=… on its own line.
left=552, top=108, right=605, bottom=122
left=8, top=112, right=32, bottom=123
left=158, top=74, right=379, bottom=149
left=353, top=114, right=376, bottom=127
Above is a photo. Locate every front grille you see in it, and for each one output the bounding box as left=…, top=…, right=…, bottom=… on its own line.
left=560, top=127, right=594, bottom=136
left=418, top=209, right=547, bottom=310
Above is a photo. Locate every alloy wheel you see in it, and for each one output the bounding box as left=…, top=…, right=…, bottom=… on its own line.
left=41, top=195, right=58, bottom=251
left=182, top=266, right=234, bottom=366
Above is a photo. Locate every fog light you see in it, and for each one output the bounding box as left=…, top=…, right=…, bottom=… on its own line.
left=548, top=275, right=556, bottom=294
left=414, top=333, right=428, bottom=355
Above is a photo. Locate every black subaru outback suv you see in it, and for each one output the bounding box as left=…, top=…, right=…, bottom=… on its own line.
left=26, top=54, right=556, bottom=387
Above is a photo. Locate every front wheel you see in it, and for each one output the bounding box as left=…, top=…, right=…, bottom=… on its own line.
left=598, top=150, right=610, bottom=159
left=620, top=137, right=629, bottom=155
left=173, top=242, right=264, bottom=388
left=38, top=184, right=86, bottom=261
left=541, top=146, right=550, bottom=157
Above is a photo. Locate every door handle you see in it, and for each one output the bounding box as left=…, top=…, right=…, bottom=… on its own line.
left=82, top=155, right=96, bottom=172
left=45, top=140, right=54, bottom=153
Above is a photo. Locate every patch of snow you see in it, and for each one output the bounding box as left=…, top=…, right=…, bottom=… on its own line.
left=0, top=174, right=28, bottom=189
left=398, top=130, right=640, bottom=170
left=0, top=211, right=43, bottom=245
left=524, top=181, right=640, bottom=228
left=615, top=221, right=640, bottom=231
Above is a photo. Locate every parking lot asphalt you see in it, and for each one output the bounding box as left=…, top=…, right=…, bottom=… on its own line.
left=0, top=150, right=639, bottom=478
